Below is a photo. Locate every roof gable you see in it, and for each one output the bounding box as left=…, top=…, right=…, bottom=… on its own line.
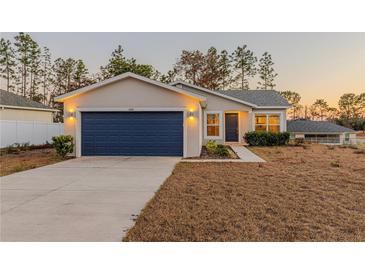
left=54, top=72, right=206, bottom=102
left=0, top=89, right=55, bottom=111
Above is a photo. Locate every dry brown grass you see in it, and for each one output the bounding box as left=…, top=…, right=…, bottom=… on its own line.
left=124, top=144, right=365, bottom=242
left=0, top=149, right=66, bottom=176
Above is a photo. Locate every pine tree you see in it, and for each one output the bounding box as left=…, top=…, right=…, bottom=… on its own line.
left=257, top=52, right=278, bottom=90
left=29, top=39, right=42, bottom=101
left=160, top=69, right=177, bottom=84
left=231, top=45, right=257, bottom=90
left=174, top=50, right=205, bottom=85
left=200, top=47, right=222, bottom=90
left=100, top=45, right=155, bottom=79
left=174, top=48, right=232, bottom=90
left=14, top=32, right=34, bottom=97
left=40, top=47, right=52, bottom=104
left=279, top=90, right=302, bottom=119
left=310, top=99, right=329, bottom=120
left=73, top=59, right=90, bottom=89
left=0, top=38, right=16, bottom=92
left=219, top=50, right=233, bottom=90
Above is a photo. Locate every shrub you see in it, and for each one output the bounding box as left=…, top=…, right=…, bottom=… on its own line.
left=52, top=135, right=74, bottom=158
left=277, top=132, right=290, bottom=145
left=216, top=144, right=230, bottom=156
left=206, top=140, right=217, bottom=153
left=244, top=131, right=290, bottom=146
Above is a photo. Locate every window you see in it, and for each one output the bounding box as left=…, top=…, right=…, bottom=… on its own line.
left=255, top=114, right=267, bottom=132
left=305, top=134, right=340, bottom=144
left=255, top=114, right=281, bottom=133
left=205, top=111, right=222, bottom=139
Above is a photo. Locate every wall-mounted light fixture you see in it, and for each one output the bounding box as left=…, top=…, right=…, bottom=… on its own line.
left=187, top=111, right=195, bottom=119
left=66, top=110, right=76, bottom=119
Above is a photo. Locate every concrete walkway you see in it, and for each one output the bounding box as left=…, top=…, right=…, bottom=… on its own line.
left=181, top=145, right=266, bottom=163
left=230, top=145, right=266, bottom=162
left=0, top=156, right=180, bottom=242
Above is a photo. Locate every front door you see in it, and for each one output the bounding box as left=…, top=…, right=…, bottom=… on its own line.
left=225, top=113, right=239, bottom=142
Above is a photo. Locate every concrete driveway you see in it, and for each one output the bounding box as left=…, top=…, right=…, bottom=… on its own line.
left=0, top=156, right=180, bottom=241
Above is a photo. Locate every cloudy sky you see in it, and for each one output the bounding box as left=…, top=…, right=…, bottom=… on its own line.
left=2, top=32, right=364, bottom=106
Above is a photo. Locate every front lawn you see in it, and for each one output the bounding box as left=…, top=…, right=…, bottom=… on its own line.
left=124, top=144, right=365, bottom=241
left=0, top=148, right=67, bottom=176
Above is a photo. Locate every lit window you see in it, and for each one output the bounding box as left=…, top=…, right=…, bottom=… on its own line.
left=255, top=114, right=281, bottom=133
left=255, top=115, right=267, bottom=132
left=205, top=112, right=221, bottom=139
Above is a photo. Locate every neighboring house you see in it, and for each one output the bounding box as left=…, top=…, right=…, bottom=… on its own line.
left=355, top=132, right=365, bottom=144
left=0, top=89, right=56, bottom=122
left=287, top=119, right=356, bottom=144
left=55, top=72, right=290, bottom=157
left=0, top=89, right=62, bottom=148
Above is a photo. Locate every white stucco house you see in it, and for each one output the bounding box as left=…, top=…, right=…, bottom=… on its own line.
left=55, top=73, right=290, bottom=157
left=55, top=72, right=291, bottom=157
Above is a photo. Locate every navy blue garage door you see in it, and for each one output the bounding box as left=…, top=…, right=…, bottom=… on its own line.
left=81, top=112, right=183, bottom=156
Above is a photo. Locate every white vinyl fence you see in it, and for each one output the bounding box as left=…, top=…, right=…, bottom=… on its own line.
left=0, top=120, right=64, bottom=148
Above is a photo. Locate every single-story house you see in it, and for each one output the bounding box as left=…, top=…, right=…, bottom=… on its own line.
left=55, top=72, right=290, bottom=157
left=287, top=119, right=356, bottom=144
left=0, top=89, right=56, bottom=122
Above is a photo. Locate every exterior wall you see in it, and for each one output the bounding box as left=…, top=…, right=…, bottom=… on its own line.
left=62, top=77, right=201, bottom=157
left=0, top=108, right=53, bottom=122
left=178, top=84, right=288, bottom=144
left=178, top=84, right=253, bottom=144
left=340, top=133, right=357, bottom=144
left=201, top=110, right=251, bottom=145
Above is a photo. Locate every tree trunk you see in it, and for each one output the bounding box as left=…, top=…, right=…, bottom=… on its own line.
left=6, top=68, right=10, bottom=92
left=241, top=67, right=244, bottom=90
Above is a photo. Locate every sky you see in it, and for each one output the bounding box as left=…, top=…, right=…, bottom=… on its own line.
left=2, top=32, right=364, bottom=106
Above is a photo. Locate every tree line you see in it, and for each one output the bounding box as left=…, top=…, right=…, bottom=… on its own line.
left=161, top=46, right=278, bottom=90
left=1, top=33, right=363, bottom=129
left=280, top=91, right=365, bottom=130
left=1, top=34, right=279, bottom=102
left=0, top=34, right=160, bottom=120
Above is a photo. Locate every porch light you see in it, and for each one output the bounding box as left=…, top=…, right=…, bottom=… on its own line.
left=66, top=110, right=76, bottom=119
left=187, top=111, right=195, bottom=119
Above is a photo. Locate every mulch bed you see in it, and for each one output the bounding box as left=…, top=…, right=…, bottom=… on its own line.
left=123, top=144, right=365, bottom=241
left=186, top=146, right=239, bottom=159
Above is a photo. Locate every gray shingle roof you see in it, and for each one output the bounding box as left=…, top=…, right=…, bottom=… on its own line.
left=287, top=119, right=354, bottom=133
left=0, top=89, right=53, bottom=110
left=216, top=90, right=291, bottom=107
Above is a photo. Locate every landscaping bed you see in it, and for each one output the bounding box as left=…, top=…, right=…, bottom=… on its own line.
left=186, top=146, right=239, bottom=160
left=124, top=144, right=365, bottom=241
left=0, top=148, right=71, bottom=176
left=186, top=141, right=239, bottom=160
left=199, top=146, right=238, bottom=159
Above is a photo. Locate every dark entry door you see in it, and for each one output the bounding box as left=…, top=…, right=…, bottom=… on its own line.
left=225, top=113, right=239, bottom=142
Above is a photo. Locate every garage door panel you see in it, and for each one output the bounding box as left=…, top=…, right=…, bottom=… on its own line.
left=81, top=112, right=183, bottom=156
